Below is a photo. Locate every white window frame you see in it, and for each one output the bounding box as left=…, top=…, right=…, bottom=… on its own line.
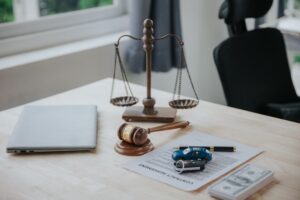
left=0, top=0, right=129, bottom=57
left=285, top=0, right=300, bottom=17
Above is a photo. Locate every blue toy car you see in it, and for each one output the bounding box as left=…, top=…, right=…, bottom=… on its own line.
left=172, top=147, right=212, bottom=161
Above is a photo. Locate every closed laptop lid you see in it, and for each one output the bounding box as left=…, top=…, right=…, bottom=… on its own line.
left=7, top=105, right=97, bottom=153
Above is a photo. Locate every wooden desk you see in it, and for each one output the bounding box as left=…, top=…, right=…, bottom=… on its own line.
left=0, top=78, right=299, bottom=200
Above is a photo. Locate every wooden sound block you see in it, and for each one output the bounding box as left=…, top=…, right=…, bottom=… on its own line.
left=122, top=106, right=177, bottom=122
left=114, top=139, right=155, bottom=156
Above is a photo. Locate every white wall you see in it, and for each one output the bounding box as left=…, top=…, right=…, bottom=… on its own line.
left=180, top=0, right=227, bottom=104
left=0, top=45, right=114, bottom=111
left=127, top=0, right=227, bottom=105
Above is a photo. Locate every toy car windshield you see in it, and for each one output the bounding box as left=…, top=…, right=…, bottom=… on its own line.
left=183, top=148, right=191, bottom=154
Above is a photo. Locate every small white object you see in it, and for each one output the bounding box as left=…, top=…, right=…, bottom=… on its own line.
left=208, top=164, right=274, bottom=200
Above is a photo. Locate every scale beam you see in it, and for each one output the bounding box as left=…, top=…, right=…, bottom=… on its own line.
left=111, top=19, right=198, bottom=122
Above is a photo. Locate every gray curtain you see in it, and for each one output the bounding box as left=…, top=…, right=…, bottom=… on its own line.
left=278, top=0, right=285, bottom=18
left=123, top=0, right=182, bottom=73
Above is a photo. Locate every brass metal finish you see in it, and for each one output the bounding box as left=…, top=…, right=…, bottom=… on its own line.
left=122, top=19, right=177, bottom=122
left=110, top=96, right=138, bottom=107
left=123, top=106, right=176, bottom=122
left=169, top=99, right=199, bottom=109
left=142, top=19, right=157, bottom=115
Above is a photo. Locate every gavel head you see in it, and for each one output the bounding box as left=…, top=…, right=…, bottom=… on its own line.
left=118, top=123, right=148, bottom=146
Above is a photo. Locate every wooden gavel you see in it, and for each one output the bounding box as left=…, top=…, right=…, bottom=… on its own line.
left=118, top=121, right=190, bottom=146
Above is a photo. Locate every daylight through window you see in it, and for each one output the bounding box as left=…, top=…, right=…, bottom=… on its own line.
left=0, top=0, right=113, bottom=24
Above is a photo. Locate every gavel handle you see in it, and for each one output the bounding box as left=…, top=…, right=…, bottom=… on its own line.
left=148, top=121, right=190, bottom=133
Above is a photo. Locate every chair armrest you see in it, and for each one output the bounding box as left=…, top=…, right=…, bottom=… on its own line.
left=266, top=102, right=300, bottom=123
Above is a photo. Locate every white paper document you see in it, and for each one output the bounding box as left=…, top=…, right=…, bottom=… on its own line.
left=124, top=131, right=263, bottom=191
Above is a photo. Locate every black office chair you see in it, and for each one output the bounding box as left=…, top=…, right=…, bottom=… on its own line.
left=214, top=0, right=300, bottom=122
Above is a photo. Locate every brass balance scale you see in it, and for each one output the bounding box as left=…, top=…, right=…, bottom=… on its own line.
left=110, top=19, right=199, bottom=155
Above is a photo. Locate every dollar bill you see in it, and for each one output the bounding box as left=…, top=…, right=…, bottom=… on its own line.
left=209, top=164, right=273, bottom=200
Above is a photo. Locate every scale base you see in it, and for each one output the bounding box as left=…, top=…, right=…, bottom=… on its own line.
left=122, top=106, right=177, bottom=122
left=114, top=139, right=154, bottom=156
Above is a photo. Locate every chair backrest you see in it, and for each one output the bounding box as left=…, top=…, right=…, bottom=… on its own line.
left=214, top=28, right=298, bottom=113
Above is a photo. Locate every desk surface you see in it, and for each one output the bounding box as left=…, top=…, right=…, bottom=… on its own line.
left=0, top=78, right=299, bottom=200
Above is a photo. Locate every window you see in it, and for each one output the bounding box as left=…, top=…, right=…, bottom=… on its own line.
left=0, top=0, right=128, bottom=57
left=0, top=0, right=113, bottom=24
left=39, top=0, right=113, bottom=17
left=284, top=0, right=300, bottom=17
left=0, top=0, right=14, bottom=23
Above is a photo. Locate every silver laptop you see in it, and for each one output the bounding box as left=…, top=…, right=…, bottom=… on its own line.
left=7, top=105, right=98, bottom=153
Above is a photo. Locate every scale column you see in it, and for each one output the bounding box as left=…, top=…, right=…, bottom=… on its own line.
left=142, top=19, right=156, bottom=114
left=122, top=19, right=176, bottom=122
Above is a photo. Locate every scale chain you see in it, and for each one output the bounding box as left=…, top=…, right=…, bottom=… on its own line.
left=173, top=47, right=181, bottom=100
left=182, top=48, right=199, bottom=100
left=116, top=46, right=135, bottom=97
left=110, top=45, right=118, bottom=100
left=111, top=45, right=136, bottom=101
left=117, top=47, right=129, bottom=96
left=172, top=45, right=199, bottom=102
left=178, top=47, right=183, bottom=100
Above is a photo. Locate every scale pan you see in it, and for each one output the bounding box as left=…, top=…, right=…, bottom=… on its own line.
left=111, top=96, right=139, bottom=107
left=169, top=99, right=199, bottom=109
